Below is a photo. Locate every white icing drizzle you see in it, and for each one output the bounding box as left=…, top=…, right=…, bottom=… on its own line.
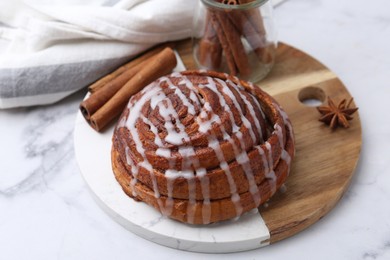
left=157, top=102, right=186, bottom=146
left=202, top=77, right=237, bottom=130
left=125, top=146, right=138, bottom=197
left=274, top=123, right=284, bottom=150
left=170, top=71, right=183, bottom=78
left=150, top=91, right=165, bottom=109
left=186, top=177, right=197, bottom=224
left=189, top=91, right=198, bottom=104
left=163, top=177, right=174, bottom=216
left=265, top=142, right=273, bottom=167
left=152, top=88, right=202, bottom=223
left=203, top=76, right=262, bottom=207
left=140, top=115, right=177, bottom=170
left=140, top=116, right=163, bottom=146
left=197, top=102, right=221, bottom=133
left=256, top=145, right=277, bottom=194
left=257, top=103, right=294, bottom=196
left=208, top=133, right=243, bottom=216
left=168, top=152, right=176, bottom=169
left=281, top=149, right=292, bottom=175
left=117, top=114, right=127, bottom=128
left=192, top=78, right=244, bottom=216
left=124, top=83, right=164, bottom=211
left=275, top=103, right=295, bottom=146
left=227, top=79, right=265, bottom=143
left=242, top=93, right=264, bottom=143
left=274, top=105, right=294, bottom=174
left=199, top=171, right=211, bottom=224
left=249, top=93, right=267, bottom=130
left=171, top=75, right=214, bottom=223
left=156, top=148, right=170, bottom=158
left=216, top=78, right=257, bottom=143
left=165, top=169, right=193, bottom=179
left=163, top=76, right=196, bottom=115
left=179, top=75, right=196, bottom=92
left=237, top=151, right=261, bottom=205
left=121, top=72, right=294, bottom=224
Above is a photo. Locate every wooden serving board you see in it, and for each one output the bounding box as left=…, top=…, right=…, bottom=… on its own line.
left=75, top=40, right=362, bottom=252
left=176, top=40, right=362, bottom=244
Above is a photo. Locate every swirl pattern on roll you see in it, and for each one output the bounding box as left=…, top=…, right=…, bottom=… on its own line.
left=112, top=70, right=295, bottom=224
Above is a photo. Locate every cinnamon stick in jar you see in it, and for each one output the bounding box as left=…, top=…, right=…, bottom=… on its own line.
left=238, top=0, right=267, bottom=36
left=215, top=10, right=251, bottom=77
left=199, top=0, right=252, bottom=77
left=237, top=0, right=272, bottom=63
left=198, top=13, right=223, bottom=69
left=89, top=47, right=177, bottom=132
left=196, top=0, right=274, bottom=78
left=226, top=8, right=271, bottom=63
left=209, top=11, right=238, bottom=75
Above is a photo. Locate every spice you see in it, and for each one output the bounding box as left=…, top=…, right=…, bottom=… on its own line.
left=80, top=47, right=177, bottom=132
left=197, top=0, right=269, bottom=76
left=317, top=97, right=359, bottom=129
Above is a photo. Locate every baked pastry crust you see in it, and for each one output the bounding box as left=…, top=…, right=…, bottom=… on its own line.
left=111, top=70, right=295, bottom=224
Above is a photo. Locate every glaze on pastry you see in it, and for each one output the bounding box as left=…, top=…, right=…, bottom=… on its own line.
left=111, top=70, right=295, bottom=224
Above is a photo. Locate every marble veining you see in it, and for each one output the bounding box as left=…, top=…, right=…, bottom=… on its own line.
left=1, top=98, right=78, bottom=197
left=1, top=0, right=390, bottom=259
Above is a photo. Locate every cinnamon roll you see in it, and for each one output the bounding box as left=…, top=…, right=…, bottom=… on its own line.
left=111, top=70, right=295, bottom=224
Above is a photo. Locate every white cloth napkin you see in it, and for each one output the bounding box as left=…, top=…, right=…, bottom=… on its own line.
left=0, top=0, right=195, bottom=108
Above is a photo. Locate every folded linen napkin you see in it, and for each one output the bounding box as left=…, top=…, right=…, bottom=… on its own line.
left=0, top=0, right=195, bottom=108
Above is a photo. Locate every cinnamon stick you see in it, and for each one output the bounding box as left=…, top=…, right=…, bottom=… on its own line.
left=238, top=0, right=272, bottom=63
left=226, top=9, right=270, bottom=62
left=80, top=52, right=159, bottom=120
left=215, top=11, right=251, bottom=76
left=89, top=47, right=177, bottom=132
left=239, top=0, right=267, bottom=37
left=198, top=13, right=222, bottom=69
left=88, top=42, right=175, bottom=93
left=217, top=0, right=271, bottom=64
left=209, top=11, right=238, bottom=75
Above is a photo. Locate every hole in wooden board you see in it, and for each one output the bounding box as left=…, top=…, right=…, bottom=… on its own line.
left=298, top=86, right=326, bottom=107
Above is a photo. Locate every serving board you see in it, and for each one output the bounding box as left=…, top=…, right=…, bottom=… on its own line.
left=74, top=40, right=361, bottom=252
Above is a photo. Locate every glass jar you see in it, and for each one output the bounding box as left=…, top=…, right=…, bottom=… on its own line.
left=192, top=0, right=277, bottom=82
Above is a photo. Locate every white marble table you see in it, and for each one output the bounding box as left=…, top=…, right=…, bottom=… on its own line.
left=1, top=0, right=390, bottom=259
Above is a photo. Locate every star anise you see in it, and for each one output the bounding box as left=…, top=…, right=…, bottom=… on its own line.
left=317, top=97, right=358, bottom=129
